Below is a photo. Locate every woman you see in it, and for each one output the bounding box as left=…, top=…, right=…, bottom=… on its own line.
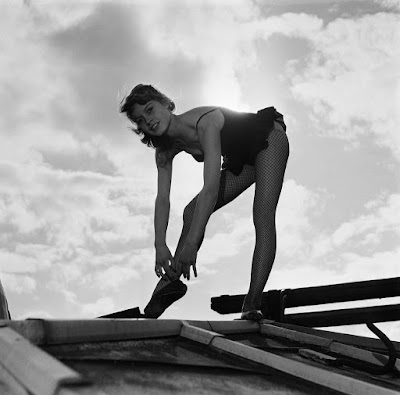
left=120, top=84, right=289, bottom=320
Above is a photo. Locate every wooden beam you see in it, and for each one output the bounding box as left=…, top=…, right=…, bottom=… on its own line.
left=211, top=277, right=400, bottom=314
left=0, top=319, right=46, bottom=345
left=284, top=304, right=400, bottom=327
left=180, top=323, right=399, bottom=395
left=0, top=364, right=30, bottom=395
left=29, top=319, right=183, bottom=345
left=261, top=323, right=400, bottom=371
left=283, top=277, right=400, bottom=308
left=0, top=325, right=84, bottom=395
left=263, top=320, right=400, bottom=356
left=0, top=319, right=260, bottom=345
left=187, top=320, right=260, bottom=334
left=181, top=321, right=223, bottom=345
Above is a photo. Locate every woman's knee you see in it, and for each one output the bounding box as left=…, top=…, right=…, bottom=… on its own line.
left=253, top=210, right=276, bottom=230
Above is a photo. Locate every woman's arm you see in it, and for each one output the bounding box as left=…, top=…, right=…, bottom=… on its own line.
left=154, top=149, right=175, bottom=278
left=180, top=110, right=224, bottom=279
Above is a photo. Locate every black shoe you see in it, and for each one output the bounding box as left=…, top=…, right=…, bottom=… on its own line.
left=240, top=310, right=264, bottom=321
left=144, top=280, right=187, bottom=318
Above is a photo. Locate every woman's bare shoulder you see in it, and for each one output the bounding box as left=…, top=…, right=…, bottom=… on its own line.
left=180, top=106, right=222, bottom=128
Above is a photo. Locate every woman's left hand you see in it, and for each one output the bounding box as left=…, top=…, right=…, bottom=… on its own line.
left=179, top=242, right=198, bottom=280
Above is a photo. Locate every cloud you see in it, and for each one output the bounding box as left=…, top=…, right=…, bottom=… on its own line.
left=22, top=0, right=101, bottom=33
left=16, top=310, right=54, bottom=320
left=276, top=179, right=323, bottom=261
left=130, top=5, right=399, bottom=160
left=332, top=194, right=400, bottom=247
left=375, top=0, right=400, bottom=11
left=81, top=296, right=115, bottom=317
left=0, top=3, right=163, bottom=305
left=0, top=247, right=53, bottom=274
left=0, top=3, right=82, bottom=138
left=233, top=186, right=400, bottom=282
left=271, top=247, right=400, bottom=292
left=133, top=1, right=262, bottom=110
left=94, top=264, right=140, bottom=290
left=286, top=12, right=400, bottom=159
left=1, top=273, right=36, bottom=294
left=194, top=179, right=323, bottom=268
left=247, top=12, right=323, bottom=39
left=311, top=193, right=400, bottom=261
left=198, top=216, right=254, bottom=265
left=0, top=159, right=154, bottom=301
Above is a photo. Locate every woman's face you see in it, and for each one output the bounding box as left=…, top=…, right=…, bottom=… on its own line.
left=131, top=100, right=171, bottom=136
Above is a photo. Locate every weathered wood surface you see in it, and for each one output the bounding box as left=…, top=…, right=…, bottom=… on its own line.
left=0, top=319, right=260, bottom=345
left=0, top=326, right=84, bottom=395
left=284, top=304, right=400, bottom=327
left=180, top=323, right=400, bottom=395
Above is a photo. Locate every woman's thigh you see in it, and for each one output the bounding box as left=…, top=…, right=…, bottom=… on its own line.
left=253, top=125, right=289, bottom=221
left=213, top=165, right=255, bottom=211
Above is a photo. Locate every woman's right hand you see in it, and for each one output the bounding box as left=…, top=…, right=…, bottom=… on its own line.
left=155, top=244, right=175, bottom=279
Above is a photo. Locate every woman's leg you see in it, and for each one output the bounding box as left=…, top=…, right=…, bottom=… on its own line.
left=242, top=124, right=289, bottom=312
left=152, top=165, right=256, bottom=295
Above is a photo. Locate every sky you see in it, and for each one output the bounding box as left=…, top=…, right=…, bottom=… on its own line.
left=0, top=0, right=399, bottom=341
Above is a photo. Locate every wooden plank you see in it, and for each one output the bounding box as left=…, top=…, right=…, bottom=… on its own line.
left=0, top=326, right=84, bottom=395
left=261, top=324, right=334, bottom=348
left=284, top=304, right=400, bottom=327
left=187, top=320, right=260, bottom=334
left=180, top=323, right=399, bottom=395
left=1, top=319, right=182, bottom=345
left=330, top=340, right=400, bottom=370
left=1, top=319, right=261, bottom=345
left=58, top=388, right=108, bottom=395
left=264, top=320, right=400, bottom=356
left=40, top=319, right=183, bottom=344
left=211, top=277, right=400, bottom=314
left=299, top=349, right=339, bottom=366
left=0, top=319, right=46, bottom=345
left=261, top=323, right=400, bottom=370
left=181, top=322, right=223, bottom=345
left=283, top=277, right=400, bottom=308
left=0, top=364, right=30, bottom=395
left=211, top=292, right=269, bottom=314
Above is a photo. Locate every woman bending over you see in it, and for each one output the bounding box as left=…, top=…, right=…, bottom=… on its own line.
left=120, top=84, right=289, bottom=320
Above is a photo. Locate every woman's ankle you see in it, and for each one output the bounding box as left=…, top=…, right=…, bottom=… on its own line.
left=242, top=294, right=262, bottom=312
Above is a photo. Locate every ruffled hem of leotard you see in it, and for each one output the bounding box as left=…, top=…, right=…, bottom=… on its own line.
left=221, top=107, right=284, bottom=176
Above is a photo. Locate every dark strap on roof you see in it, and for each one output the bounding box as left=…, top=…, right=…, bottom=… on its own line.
left=336, top=323, right=397, bottom=375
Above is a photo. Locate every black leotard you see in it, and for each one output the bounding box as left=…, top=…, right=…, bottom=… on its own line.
left=195, top=106, right=285, bottom=176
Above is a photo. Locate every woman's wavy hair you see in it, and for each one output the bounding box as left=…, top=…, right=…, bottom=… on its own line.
left=120, top=84, right=175, bottom=150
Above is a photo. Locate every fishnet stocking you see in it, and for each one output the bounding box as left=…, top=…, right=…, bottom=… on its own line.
left=152, top=165, right=255, bottom=294
left=242, top=125, right=289, bottom=311
left=152, top=122, right=289, bottom=314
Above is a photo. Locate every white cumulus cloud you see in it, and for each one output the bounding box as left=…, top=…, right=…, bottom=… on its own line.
left=287, top=12, right=400, bottom=159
